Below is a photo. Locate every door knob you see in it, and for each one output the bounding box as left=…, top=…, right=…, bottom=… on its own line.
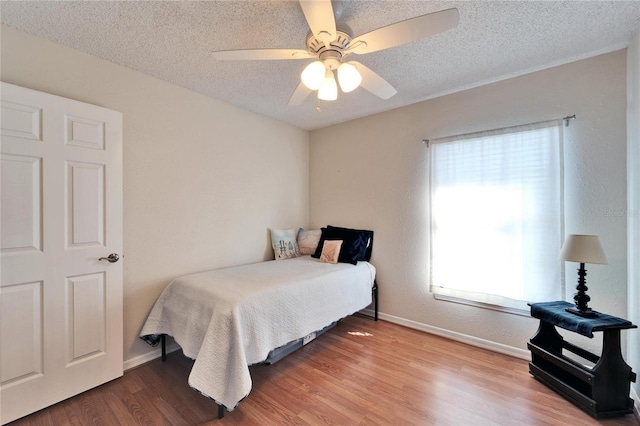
left=99, top=253, right=120, bottom=263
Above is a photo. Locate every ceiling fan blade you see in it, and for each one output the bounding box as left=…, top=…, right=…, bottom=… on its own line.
left=289, top=81, right=313, bottom=106
left=350, top=61, right=397, bottom=100
left=347, top=8, right=459, bottom=55
left=212, top=49, right=314, bottom=60
left=299, top=0, right=336, bottom=46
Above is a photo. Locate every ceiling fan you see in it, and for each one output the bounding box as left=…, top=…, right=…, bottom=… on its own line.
left=212, top=1, right=459, bottom=106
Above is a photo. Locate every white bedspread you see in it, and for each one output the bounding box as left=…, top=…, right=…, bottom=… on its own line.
left=139, top=255, right=376, bottom=410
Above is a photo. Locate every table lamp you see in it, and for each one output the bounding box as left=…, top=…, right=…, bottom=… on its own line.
left=559, top=234, right=608, bottom=317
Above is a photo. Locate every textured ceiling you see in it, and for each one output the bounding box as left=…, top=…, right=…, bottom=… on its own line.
left=1, top=1, right=640, bottom=130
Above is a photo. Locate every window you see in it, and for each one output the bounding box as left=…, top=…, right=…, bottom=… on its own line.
left=429, top=120, right=564, bottom=311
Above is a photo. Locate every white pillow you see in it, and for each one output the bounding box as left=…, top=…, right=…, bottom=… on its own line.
left=271, top=228, right=300, bottom=260
left=297, top=228, right=322, bottom=255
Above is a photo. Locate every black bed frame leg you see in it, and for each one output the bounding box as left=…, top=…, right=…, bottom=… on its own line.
left=373, top=279, right=379, bottom=321
left=161, top=334, right=166, bottom=362
left=159, top=333, right=224, bottom=419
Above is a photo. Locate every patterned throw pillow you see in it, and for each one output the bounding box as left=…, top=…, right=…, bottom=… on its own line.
left=319, top=240, right=343, bottom=264
left=271, top=228, right=300, bottom=260
left=297, top=228, right=322, bottom=255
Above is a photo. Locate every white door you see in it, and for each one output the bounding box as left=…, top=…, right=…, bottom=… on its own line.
left=0, top=82, right=123, bottom=424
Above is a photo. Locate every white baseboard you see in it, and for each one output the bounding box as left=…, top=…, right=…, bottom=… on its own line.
left=360, top=308, right=530, bottom=361
left=632, top=386, right=640, bottom=421
left=123, top=342, right=180, bottom=371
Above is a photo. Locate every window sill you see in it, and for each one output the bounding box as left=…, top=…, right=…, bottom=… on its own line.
left=433, top=294, right=531, bottom=317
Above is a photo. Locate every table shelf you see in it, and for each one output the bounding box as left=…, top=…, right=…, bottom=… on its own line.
left=528, top=301, right=636, bottom=418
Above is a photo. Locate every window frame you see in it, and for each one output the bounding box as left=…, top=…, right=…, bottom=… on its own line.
left=428, top=119, right=565, bottom=312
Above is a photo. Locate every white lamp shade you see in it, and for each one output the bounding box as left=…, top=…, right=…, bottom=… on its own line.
left=337, top=62, right=362, bottom=93
left=301, top=61, right=325, bottom=90
left=318, top=70, right=338, bottom=101
left=559, top=234, right=608, bottom=264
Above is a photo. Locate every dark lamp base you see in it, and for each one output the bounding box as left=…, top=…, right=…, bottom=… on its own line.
left=566, top=306, right=598, bottom=318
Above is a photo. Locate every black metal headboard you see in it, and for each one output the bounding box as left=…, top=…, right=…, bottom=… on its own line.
left=362, top=231, right=374, bottom=262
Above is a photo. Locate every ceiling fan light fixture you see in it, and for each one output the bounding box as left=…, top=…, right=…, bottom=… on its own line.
left=337, top=62, right=362, bottom=93
left=301, top=60, right=326, bottom=90
left=212, top=2, right=460, bottom=106
left=318, top=70, right=338, bottom=101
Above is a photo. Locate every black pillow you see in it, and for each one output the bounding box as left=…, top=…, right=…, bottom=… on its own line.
left=311, top=227, right=327, bottom=259
left=312, top=225, right=373, bottom=265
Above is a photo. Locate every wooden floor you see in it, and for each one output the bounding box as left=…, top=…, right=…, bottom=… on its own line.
left=10, top=315, right=639, bottom=425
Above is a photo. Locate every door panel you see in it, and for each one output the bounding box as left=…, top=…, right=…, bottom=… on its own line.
left=0, top=102, right=42, bottom=141
left=0, top=82, right=123, bottom=424
left=66, top=272, right=106, bottom=364
left=0, top=154, right=42, bottom=252
left=0, top=281, right=43, bottom=386
left=65, top=114, right=105, bottom=150
left=66, top=161, right=105, bottom=247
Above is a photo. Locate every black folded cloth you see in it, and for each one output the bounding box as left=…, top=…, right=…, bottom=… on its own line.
left=530, top=300, right=632, bottom=337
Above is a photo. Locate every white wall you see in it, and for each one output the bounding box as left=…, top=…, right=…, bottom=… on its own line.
left=627, top=28, right=640, bottom=411
left=310, top=50, right=628, bottom=355
left=0, top=25, right=310, bottom=365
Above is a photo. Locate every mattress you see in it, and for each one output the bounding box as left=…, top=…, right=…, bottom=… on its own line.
left=264, top=321, right=337, bottom=364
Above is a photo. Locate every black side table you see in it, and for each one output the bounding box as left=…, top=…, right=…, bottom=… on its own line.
left=527, top=301, right=637, bottom=418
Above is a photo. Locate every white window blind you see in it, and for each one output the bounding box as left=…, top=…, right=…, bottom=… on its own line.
left=429, top=120, right=564, bottom=311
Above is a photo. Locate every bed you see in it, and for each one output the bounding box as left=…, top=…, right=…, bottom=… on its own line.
left=139, top=236, right=377, bottom=419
